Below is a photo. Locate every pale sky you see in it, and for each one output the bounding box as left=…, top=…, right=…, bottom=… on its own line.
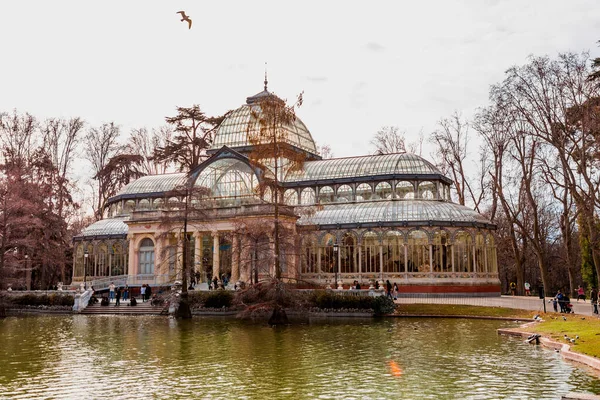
left=1, top=0, right=599, bottom=163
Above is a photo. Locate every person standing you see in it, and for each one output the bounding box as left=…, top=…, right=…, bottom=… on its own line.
left=146, top=285, right=152, bottom=302
left=509, top=282, right=516, bottom=296
left=140, top=284, right=146, bottom=302
left=392, top=283, right=399, bottom=300
left=109, top=282, right=115, bottom=302
left=115, top=287, right=121, bottom=306
left=123, top=285, right=129, bottom=302
left=591, top=287, right=599, bottom=314
left=385, top=280, right=393, bottom=299
left=524, top=282, right=531, bottom=296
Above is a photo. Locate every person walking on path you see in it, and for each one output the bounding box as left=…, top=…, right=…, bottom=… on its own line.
left=109, top=282, right=115, bottom=302
left=577, top=285, right=586, bottom=302
left=392, top=283, right=399, bottom=300
left=524, top=282, right=531, bottom=296
left=141, top=284, right=146, bottom=302
left=509, top=282, right=516, bottom=296
left=386, top=280, right=393, bottom=299
left=591, top=287, right=599, bottom=314
left=115, top=287, right=121, bottom=306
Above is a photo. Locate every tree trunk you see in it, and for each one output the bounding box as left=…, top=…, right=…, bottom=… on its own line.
left=268, top=304, right=288, bottom=326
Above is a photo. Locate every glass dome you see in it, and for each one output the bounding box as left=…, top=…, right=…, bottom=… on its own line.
left=210, top=90, right=318, bottom=155
left=297, top=200, right=491, bottom=227
left=285, top=153, right=443, bottom=182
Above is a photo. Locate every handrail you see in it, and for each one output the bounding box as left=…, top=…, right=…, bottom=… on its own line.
left=73, top=289, right=94, bottom=312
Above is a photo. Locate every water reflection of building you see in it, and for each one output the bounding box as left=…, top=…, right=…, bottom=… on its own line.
left=72, top=86, right=499, bottom=295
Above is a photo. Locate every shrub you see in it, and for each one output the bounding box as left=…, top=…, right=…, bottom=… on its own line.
left=10, top=293, right=74, bottom=307
left=204, top=291, right=233, bottom=308
left=372, top=296, right=396, bottom=315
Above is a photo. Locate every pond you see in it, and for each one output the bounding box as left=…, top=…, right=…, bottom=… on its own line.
left=0, top=315, right=599, bottom=399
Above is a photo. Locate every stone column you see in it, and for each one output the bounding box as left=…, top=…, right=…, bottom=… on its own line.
left=358, top=244, right=362, bottom=280
left=127, top=234, right=136, bottom=276
left=231, top=234, right=240, bottom=283
left=451, top=243, right=455, bottom=273
left=403, top=243, right=408, bottom=274
left=212, top=232, right=220, bottom=282
left=379, top=244, right=383, bottom=280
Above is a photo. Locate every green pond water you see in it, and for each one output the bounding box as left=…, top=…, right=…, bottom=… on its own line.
left=0, top=315, right=599, bottom=399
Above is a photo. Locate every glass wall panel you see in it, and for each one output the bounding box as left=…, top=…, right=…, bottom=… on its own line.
left=340, top=232, right=357, bottom=273
left=454, top=231, right=473, bottom=272
left=432, top=230, right=451, bottom=272
left=356, top=183, right=373, bottom=202
left=319, top=233, right=336, bottom=273
left=375, top=182, right=393, bottom=200
left=407, top=230, right=430, bottom=272
left=194, top=158, right=259, bottom=204
left=475, top=233, right=485, bottom=273
left=97, top=243, right=108, bottom=277
left=112, top=243, right=126, bottom=276
left=336, top=185, right=353, bottom=203
left=318, top=186, right=334, bottom=204
left=486, top=235, right=497, bottom=273
left=300, top=188, right=316, bottom=205
left=362, top=232, right=380, bottom=273
left=396, top=181, right=414, bottom=199
left=302, top=236, right=318, bottom=273
left=383, top=231, right=404, bottom=272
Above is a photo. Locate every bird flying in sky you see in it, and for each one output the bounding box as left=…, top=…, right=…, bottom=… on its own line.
left=177, top=11, right=192, bottom=29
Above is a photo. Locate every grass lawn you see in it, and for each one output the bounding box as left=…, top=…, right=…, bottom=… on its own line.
left=521, top=314, right=600, bottom=359
left=394, top=303, right=534, bottom=319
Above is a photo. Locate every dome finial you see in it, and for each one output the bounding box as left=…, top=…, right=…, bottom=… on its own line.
left=264, top=62, right=268, bottom=91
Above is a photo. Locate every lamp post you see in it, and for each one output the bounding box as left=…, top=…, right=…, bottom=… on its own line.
left=84, top=252, right=89, bottom=290
left=333, top=243, right=339, bottom=289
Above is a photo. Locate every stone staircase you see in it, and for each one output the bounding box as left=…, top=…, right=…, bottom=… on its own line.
left=81, top=300, right=165, bottom=316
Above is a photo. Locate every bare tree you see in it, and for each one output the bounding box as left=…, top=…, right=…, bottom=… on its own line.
left=370, top=126, right=406, bottom=155
left=127, top=126, right=174, bottom=175
left=430, top=112, right=485, bottom=210
left=84, top=122, right=122, bottom=220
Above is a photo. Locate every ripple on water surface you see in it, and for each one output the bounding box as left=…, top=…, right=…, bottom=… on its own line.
left=0, top=315, right=599, bottom=399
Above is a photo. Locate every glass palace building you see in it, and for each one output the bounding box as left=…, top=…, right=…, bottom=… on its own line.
left=73, top=87, right=500, bottom=295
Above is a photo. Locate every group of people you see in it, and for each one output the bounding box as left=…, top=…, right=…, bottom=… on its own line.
left=106, top=282, right=153, bottom=306
left=551, top=286, right=599, bottom=314
left=347, top=280, right=399, bottom=300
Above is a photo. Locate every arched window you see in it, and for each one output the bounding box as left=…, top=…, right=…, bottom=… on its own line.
left=320, top=233, right=336, bottom=273
left=284, top=189, right=298, bottom=205
left=139, top=238, right=155, bottom=275
left=375, top=182, right=392, bottom=200
left=318, top=186, right=334, bottom=204
left=362, top=232, right=380, bottom=274
left=194, top=157, right=259, bottom=202
left=432, top=230, right=450, bottom=272
left=475, top=233, right=485, bottom=273
left=396, top=181, right=414, bottom=199
left=407, top=230, right=429, bottom=273
left=138, top=199, right=151, bottom=210
left=454, top=231, right=473, bottom=272
left=486, top=235, right=497, bottom=273
left=263, top=187, right=273, bottom=203
left=383, top=231, right=404, bottom=273
left=98, top=243, right=108, bottom=277
left=340, top=233, right=357, bottom=273
left=124, top=200, right=136, bottom=213
left=356, top=183, right=373, bottom=201
left=418, top=181, right=437, bottom=199
left=301, top=235, right=319, bottom=274
left=112, top=243, right=126, bottom=276
left=336, top=185, right=353, bottom=203
left=300, top=188, right=316, bottom=205
left=153, top=198, right=164, bottom=209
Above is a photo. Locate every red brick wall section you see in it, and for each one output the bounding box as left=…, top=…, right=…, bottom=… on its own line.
left=399, top=285, right=501, bottom=294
